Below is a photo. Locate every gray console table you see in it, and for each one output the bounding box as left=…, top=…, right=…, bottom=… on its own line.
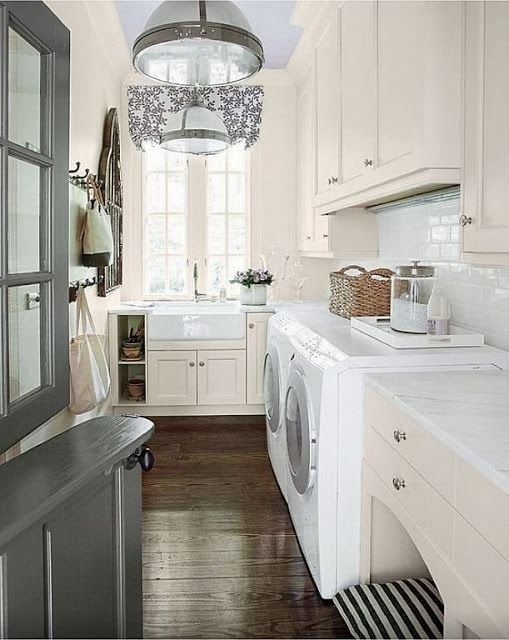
left=0, top=415, right=154, bottom=639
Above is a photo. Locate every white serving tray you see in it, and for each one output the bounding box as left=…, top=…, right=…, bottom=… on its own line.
left=351, top=316, right=485, bottom=349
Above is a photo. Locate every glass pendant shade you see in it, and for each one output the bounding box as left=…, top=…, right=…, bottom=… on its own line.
left=133, top=0, right=264, bottom=86
left=160, top=96, right=231, bottom=155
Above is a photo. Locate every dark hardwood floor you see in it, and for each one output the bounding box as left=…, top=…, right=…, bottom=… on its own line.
left=142, top=416, right=351, bottom=639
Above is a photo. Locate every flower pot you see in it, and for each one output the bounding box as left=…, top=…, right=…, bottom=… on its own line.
left=126, top=377, right=145, bottom=401
left=239, top=284, right=267, bottom=306
left=121, top=341, right=143, bottom=360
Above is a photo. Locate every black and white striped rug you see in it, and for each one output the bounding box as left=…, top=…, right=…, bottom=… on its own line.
left=334, top=578, right=444, bottom=639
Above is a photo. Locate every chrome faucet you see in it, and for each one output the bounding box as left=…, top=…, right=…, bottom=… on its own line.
left=193, top=261, right=207, bottom=302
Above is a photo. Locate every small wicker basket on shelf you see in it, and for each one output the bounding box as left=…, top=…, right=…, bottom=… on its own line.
left=329, top=265, right=394, bottom=319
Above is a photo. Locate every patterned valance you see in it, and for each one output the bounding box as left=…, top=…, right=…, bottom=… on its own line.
left=127, top=85, right=264, bottom=151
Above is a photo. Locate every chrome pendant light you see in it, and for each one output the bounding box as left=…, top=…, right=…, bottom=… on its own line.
left=160, top=91, right=231, bottom=155
left=133, top=0, right=264, bottom=86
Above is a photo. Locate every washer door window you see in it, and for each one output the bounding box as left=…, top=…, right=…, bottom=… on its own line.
left=263, top=346, right=281, bottom=434
left=285, top=368, right=315, bottom=494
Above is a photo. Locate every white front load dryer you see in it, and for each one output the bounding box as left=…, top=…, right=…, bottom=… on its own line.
left=264, top=315, right=298, bottom=502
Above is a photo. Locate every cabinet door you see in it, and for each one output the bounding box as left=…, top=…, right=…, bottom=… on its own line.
left=314, top=8, right=340, bottom=196
left=246, top=313, right=272, bottom=405
left=147, top=351, right=197, bottom=406
left=297, top=78, right=315, bottom=251
left=197, top=350, right=246, bottom=405
left=462, top=1, right=509, bottom=256
left=340, top=1, right=375, bottom=182
left=376, top=1, right=419, bottom=168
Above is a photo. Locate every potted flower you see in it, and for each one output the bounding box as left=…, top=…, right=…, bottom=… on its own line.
left=230, top=268, right=274, bottom=305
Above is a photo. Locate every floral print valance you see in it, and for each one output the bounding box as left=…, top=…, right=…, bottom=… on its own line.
left=127, top=85, right=264, bottom=151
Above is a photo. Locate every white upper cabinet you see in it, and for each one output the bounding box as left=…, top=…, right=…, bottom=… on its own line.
left=340, top=1, right=375, bottom=184
left=293, top=0, right=462, bottom=214
left=462, top=1, right=509, bottom=264
left=314, top=10, right=341, bottom=198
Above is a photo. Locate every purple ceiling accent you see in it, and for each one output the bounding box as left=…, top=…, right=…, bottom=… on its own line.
left=115, top=0, right=302, bottom=70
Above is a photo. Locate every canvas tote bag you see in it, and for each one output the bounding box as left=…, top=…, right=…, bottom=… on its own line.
left=69, top=287, right=111, bottom=414
left=81, top=178, right=114, bottom=267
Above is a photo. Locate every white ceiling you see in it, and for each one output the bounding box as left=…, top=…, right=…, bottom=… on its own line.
left=116, top=0, right=303, bottom=70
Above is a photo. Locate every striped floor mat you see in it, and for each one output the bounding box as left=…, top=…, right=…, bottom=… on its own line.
left=334, top=578, right=444, bottom=639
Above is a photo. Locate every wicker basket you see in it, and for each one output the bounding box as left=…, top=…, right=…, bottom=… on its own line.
left=329, top=265, right=394, bottom=319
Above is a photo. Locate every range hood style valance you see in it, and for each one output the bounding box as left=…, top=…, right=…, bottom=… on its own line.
left=127, top=85, right=264, bottom=151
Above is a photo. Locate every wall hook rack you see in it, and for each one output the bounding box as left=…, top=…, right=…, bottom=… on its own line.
left=68, top=162, right=103, bottom=191
left=69, top=275, right=105, bottom=303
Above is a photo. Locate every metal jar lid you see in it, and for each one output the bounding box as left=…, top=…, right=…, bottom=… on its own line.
left=395, top=260, right=435, bottom=277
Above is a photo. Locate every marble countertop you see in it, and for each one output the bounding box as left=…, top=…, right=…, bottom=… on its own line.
left=367, top=370, right=509, bottom=494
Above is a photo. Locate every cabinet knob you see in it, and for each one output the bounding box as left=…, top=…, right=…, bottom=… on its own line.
left=125, top=445, right=155, bottom=472
left=322, top=234, right=328, bottom=239
left=392, top=477, right=406, bottom=491
left=328, top=177, right=332, bottom=186
left=305, top=235, right=312, bottom=241
left=331, top=176, right=338, bottom=184
left=364, top=158, right=373, bottom=167
left=459, top=214, right=473, bottom=226
left=189, top=361, right=195, bottom=367
left=248, top=323, right=255, bottom=329
left=393, top=429, right=407, bottom=443
left=199, top=361, right=205, bottom=367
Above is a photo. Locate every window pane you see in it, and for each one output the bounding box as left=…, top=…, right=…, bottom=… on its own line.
left=8, top=28, right=41, bottom=151
left=8, top=157, right=41, bottom=273
left=207, top=256, right=226, bottom=293
left=228, top=216, right=246, bottom=255
left=228, top=145, right=246, bottom=171
left=144, top=148, right=166, bottom=172
left=208, top=174, right=226, bottom=212
left=168, top=257, right=187, bottom=295
left=8, top=284, right=42, bottom=402
left=166, top=153, right=186, bottom=171
left=228, top=174, right=245, bottom=213
left=146, top=255, right=167, bottom=295
left=207, top=152, right=226, bottom=172
left=146, top=173, right=165, bottom=212
left=167, top=173, right=186, bottom=212
left=208, top=215, right=226, bottom=255
left=167, top=215, right=186, bottom=254
left=146, top=215, right=166, bottom=254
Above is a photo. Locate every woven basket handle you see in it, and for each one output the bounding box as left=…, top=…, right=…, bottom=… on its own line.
left=368, top=268, right=394, bottom=280
left=337, top=265, right=368, bottom=277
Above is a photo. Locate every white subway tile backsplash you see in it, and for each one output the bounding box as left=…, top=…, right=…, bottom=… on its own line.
left=359, top=188, right=509, bottom=352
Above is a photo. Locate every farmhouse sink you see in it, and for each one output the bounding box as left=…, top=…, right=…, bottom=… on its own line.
left=147, top=302, right=246, bottom=342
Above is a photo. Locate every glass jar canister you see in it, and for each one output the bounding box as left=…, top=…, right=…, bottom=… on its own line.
left=390, top=261, right=436, bottom=333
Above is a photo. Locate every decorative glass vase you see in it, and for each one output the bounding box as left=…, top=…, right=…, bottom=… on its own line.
left=239, top=284, right=267, bottom=306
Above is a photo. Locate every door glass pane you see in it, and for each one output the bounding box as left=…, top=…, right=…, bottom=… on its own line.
left=8, top=27, right=41, bottom=152
left=8, top=284, right=42, bottom=402
left=8, top=156, right=41, bottom=273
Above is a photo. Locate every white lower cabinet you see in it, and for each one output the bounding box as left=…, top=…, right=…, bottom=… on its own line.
left=197, top=350, right=246, bottom=405
left=148, top=349, right=246, bottom=407
left=147, top=351, right=197, bottom=406
left=246, top=313, right=272, bottom=405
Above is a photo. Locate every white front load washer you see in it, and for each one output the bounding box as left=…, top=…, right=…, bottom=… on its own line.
left=264, top=315, right=299, bottom=502
left=277, top=306, right=509, bottom=599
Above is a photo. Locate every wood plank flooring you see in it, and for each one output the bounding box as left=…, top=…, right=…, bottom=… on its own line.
left=142, top=416, right=350, bottom=639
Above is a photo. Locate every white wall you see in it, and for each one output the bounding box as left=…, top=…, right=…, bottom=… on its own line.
left=121, top=68, right=298, bottom=300
left=6, top=1, right=131, bottom=458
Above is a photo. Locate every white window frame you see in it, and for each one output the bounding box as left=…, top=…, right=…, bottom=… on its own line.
left=142, top=150, right=251, bottom=301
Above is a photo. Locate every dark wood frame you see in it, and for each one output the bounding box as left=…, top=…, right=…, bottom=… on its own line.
left=0, top=1, right=70, bottom=453
left=98, top=108, right=123, bottom=297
